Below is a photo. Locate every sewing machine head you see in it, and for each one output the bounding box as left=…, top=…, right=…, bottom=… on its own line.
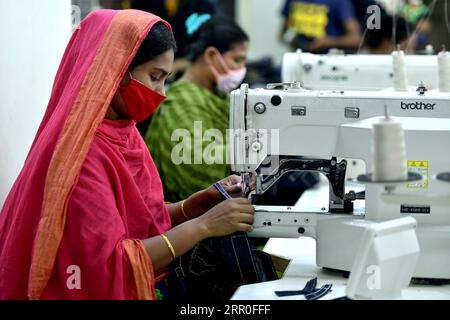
left=229, top=82, right=450, bottom=280
left=282, top=51, right=438, bottom=91
left=230, top=82, right=450, bottom=210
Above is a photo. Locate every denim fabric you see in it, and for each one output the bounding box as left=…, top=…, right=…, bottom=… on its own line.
left=167, top=233, right=278, bottom=301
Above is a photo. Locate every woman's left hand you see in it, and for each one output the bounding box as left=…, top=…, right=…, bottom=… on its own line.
left=215, top=175, right=243, bottom=198
left=181, top=175, right=245, bottom=221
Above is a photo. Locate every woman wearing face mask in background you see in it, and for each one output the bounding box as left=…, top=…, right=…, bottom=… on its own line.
left=145, top=13, right=249, bottom=203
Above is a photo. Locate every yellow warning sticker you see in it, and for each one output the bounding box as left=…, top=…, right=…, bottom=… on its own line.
left=407, top=160, right=428, bottom=188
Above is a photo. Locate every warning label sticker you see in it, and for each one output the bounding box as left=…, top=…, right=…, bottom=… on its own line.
left=407, top=160, right=428, bottom=188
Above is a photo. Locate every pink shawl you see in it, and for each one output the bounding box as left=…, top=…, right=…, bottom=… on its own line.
left=0, top=9, right=172, bottom=300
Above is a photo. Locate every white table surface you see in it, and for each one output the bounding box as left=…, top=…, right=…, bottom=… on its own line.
left=231, top=236, right=450, bottom=300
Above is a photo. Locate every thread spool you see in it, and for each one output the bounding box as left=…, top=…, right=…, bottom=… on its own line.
left=392, top=47, right=408, bottom=91
left=425, top=44, right=434, bottom=55
left=282, top=51, right=303, bottom=83
left=372, top=107, right=408, bottom=182
left=438, top=46, right=450, bottom=92
left=294, top=51, right=303, bottom=83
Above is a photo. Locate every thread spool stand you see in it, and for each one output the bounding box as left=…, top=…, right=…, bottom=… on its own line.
left=356, top=172, right=422, bottom=222
left=357, top=172, right=422, bottom=185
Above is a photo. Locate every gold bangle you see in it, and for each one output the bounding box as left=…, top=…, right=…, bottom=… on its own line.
left=161, top=234, right=176, bottom=260
left=180, top=200, right=189, bottom=220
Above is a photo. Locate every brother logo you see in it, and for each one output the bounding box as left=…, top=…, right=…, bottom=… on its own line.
left=401, top=101, right=435, bottom=111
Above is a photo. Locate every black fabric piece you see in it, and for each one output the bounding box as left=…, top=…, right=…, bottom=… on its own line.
left=252, top=172, right=320, bottom=206
left=166, top=233, right=278, bottom=301
left=274, top=277, right=318, bottom=297
left=305, top=284, right=333, bottom=300
left=333, top=296, right=351, bottom=300
left=275, top=278, right=333, bottom=300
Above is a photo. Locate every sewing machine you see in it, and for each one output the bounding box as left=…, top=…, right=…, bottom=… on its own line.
left=282, top=50, right=438, bottom=91
left=229, top=83, right=450, bottom=280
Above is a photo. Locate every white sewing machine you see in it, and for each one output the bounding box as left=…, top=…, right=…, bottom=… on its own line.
left=229, top=83, right=450, bottom=281
left=282, top=50, right=438, bottom=91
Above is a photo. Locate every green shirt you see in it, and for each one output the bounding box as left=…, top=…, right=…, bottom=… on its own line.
left=145, top=81, right=230, bottom=202
left=401, top=4, right=428, bottom=25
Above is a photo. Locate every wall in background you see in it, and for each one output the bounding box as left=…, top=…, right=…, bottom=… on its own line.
left=236, top=0, right=290, bottom=65
left=0, top=0, right=72, bottom=206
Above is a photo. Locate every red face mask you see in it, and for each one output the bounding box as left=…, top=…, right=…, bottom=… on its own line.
left=119, top=71, right=166, bottom=122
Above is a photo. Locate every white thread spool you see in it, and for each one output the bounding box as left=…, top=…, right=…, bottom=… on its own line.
left=438, top=47, right=450, bottom=92
left=294, top=50, right=303, bottom=83
left=282, top=51, right=303, bottom=83
left=372, top=108, right=408, bottom=182
left=425, top=44, right=434, bottom=55
left=392, top=48, right=408, bottom=91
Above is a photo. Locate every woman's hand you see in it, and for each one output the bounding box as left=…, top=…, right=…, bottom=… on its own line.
left=145, top=198, right=255, bottom=271
left=175, top=175, right=251, bottom=224
left=215, top=175, right=243, bottom=198
left=197, top=175, right=245, bottom=209
left=195, top=198, right=255, bottom=238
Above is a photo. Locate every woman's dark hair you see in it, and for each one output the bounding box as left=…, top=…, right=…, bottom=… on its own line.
left=129, top=21, right=177, bottom=69
left=365, top=13, right=410, bottom=49
left=186, top=15, right=249, bottom=62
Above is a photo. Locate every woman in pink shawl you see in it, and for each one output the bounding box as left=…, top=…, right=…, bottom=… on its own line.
left=0, top=9, right=254, bottom=300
